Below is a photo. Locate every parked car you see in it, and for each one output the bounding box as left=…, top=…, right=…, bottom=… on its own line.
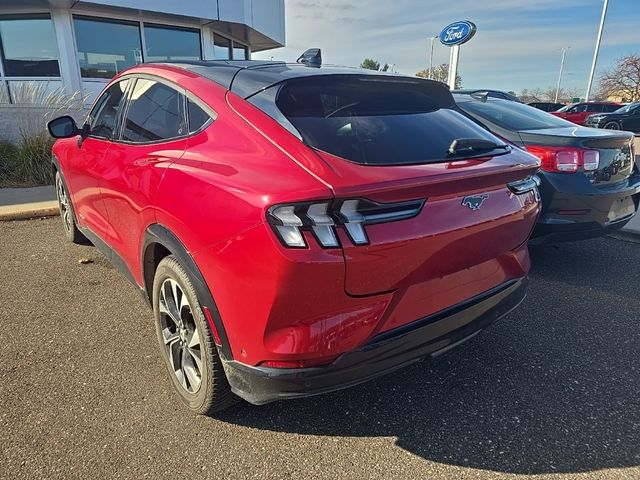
left=48, top=60, right=541, bottom=414
left=527, top=102, right=564, bottom=112
left=453, top=89, right=521, bottom=102
left=584, top=102, right=640, bottom=133
left=455, top=94, right=640, bottom=244
left=551, top=101, right=621, bottom=125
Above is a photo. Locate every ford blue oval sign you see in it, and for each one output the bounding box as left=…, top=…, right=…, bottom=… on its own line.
left=439, top=21, right=477, bottom=46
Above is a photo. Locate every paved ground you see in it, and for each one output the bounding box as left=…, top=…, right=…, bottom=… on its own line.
left=0, top=186, right=55, bottom=206
left=1, top=218, right=639, bottom=480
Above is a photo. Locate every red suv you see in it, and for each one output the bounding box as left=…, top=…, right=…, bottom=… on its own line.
left=551, top=102, right=621, bottom=125
left=48, top=60, right=540, bottom=414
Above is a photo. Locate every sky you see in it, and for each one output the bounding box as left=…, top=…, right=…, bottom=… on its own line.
left=254, top=0, right=640, bottom=95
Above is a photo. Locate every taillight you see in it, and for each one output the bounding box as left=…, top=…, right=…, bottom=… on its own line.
left=525, top=145, right=599, bottom=173
left=267, top=198, right=425, bottom=248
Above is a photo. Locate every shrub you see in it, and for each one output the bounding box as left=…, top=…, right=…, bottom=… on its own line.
left=0, top=81, right=88, bottom=187
left=0, top=134, right=54, bottom=187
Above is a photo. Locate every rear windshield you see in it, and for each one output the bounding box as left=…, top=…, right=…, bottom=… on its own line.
left=254, top=76, right=504, bottom=166
left=457, top=98, right=576, bottom=131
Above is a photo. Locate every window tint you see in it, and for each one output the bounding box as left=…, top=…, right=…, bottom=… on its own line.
left=271, top=77, right=502, bottom=166
left=574, top=104, right=588, bottom=112
left=121, top=79, right=186, bottom=143
left=587, top=104, right=603, bottom=112
left=144, top=25, right=201, bottom=62
left=74, top=17, right=142, bottom=79
left=603, top=104, right=620, bottom=112
left=458, top=98, right=576, bottom=131
left=0, top=16, right=60, bottom=77
left=187, top=99, right=211, bottom=133
left=88, top=80, right=130, bottom=139
left=213, top=34, right=231, bottom=60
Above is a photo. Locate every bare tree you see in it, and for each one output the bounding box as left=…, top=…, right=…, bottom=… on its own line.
left=599, top=54, right=640, bottom=102
left=416, top=64, right=462, bottom=89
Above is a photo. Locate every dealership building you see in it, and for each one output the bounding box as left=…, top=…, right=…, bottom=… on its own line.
left=0, top=0, right=285, bottom=102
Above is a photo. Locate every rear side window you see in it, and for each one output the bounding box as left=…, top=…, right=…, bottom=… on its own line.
left=268, top=76, right=500, bottom=165
left=122, top=79, right=186, bottom=143
left=587, top=104, right=603, bottom=112
left=187, top=99, right=211, bottom=133
left=603, top=104, right=620, bottom=112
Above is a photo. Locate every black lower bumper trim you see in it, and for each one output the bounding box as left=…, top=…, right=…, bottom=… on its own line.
left=223, top=278, right=528, bottom=405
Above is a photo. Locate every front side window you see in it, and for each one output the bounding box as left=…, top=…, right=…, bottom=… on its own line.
left=88, top=80, right=130, bottom=139
left=144, top=25, right=201, bottom=62
left=74, top=16, right=142, bottom=79
left=121, top=79, right=186, bottom=143
left=0, top=15, right=60, bottom=77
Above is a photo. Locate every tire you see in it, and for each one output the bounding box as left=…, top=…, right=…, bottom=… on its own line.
left=603, top=121, right=621, bottom=130
left=152, top=255, right=236, bottom=415
left=55, top=171, right=88, bottom=244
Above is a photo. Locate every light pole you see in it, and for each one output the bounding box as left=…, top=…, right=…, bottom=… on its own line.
left=585, top=0, right=609, bottom=101
left=428, top=36, right=438, bottom=79
left=555, top=47, right=569, bottom=103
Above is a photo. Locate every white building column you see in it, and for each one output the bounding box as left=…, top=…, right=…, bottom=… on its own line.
left=201, top=24, right=215, bottom=61
left=51, top=8, right=82, bottom=94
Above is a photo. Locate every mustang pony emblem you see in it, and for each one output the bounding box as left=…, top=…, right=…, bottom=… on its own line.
left=462, top=194, right=489, bottom=211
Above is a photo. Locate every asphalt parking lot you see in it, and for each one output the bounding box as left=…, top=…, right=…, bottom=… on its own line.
left=1, top=218, right=639, bottom=480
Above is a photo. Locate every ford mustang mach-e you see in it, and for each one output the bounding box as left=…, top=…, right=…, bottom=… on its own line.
left=48, top=59, right=541, bottom=413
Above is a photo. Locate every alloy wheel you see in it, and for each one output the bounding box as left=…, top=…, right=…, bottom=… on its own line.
left=158, top=278, right=203, bottom=393
left=56, top=175, right=72, bottom=233
left=603, top=122, right=620, bottom=130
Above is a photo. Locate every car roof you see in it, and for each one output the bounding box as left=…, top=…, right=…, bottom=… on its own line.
left=147, top=60, right=408, bottom=99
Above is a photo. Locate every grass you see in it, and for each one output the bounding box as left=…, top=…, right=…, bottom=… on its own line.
left=0, top=81, right=88, bottom=187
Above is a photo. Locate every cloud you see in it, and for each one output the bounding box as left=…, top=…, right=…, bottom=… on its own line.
left=255, top=0, right=638, bottom=92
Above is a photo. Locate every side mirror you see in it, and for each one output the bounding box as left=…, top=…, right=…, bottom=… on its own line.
left=296, top=48, right=322, bottom=68
left=48, top=115, right=80, bottom=139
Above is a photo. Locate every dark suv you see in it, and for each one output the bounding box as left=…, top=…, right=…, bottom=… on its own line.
left=585, top=102, right=640, bottom=133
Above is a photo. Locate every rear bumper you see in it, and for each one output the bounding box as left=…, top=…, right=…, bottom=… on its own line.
left=222, top=277, right=528, bottom=405
left=532, top=172, right=640, bottom=245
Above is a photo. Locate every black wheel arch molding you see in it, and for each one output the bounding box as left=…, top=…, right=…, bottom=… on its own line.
left=142, top=224, right=234, bottom=360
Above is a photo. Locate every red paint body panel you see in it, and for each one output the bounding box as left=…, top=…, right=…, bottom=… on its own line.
left=100, top=140, right=184, bottom=283
left=551, top=102, right=621, bottom=126
left=52, top=63, right=541, bottom=370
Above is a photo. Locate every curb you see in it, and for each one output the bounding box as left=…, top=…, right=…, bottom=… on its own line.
left=0, top=201, right=59, bottom=221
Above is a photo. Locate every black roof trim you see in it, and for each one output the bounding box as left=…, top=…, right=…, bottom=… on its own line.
left=154, top=60, right=419, bottom=99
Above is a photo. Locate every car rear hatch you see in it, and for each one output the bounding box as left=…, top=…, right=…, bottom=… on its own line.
left=254, top=75, right=541, bottom=300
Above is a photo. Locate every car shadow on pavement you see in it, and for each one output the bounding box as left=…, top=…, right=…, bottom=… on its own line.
left=217, top=237, right=640, bottom=475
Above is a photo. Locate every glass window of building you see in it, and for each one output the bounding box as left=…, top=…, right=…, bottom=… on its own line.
left=213, top=34, right=231, bottom=60
left=232, top=44, right=249, bottom=60
left=0, top=15, right=60, bottom=77
left=74, top=16, right=143, bottom=79
left=144, top=25, right=201, bottom=62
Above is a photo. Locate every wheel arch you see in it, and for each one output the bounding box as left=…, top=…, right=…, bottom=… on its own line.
left=142, top=223, right=233, bottom=360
